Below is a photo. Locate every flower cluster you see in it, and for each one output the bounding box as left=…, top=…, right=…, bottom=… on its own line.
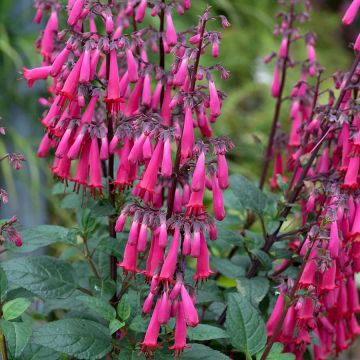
left=0, top=120, right=24, bottom=248
left=264, top=1, right=360, bottom=358
left=26, top=0, right=232, bottom=355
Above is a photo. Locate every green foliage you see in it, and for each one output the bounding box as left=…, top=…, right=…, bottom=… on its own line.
left=182, top=344, right=231, bottom=359
left=256, top=343, right=295, bottom=360
left=2, top=256, right=77, bottom=299
left=229, top=174, right=273, bottom=215
left=187, top=324, right=228, bottom=341
left=77, top=295, right=116, bottom=322
left=225, top=293, right=267, bottom=358
left=0, top=320, right=32, bottom=358
left=32, top=319, right=112, bottom=359
left=2, top=298, right=31, bottom=320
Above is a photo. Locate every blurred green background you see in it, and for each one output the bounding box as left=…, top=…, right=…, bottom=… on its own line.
left=0, top=0, right=357, bottom=226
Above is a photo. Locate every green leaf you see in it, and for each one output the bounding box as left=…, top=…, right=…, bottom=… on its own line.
left=182, top=344, right=231, bottom=359
left=256, top=343, right=295, bottom=360
left=6, top=225, right=69, bottom=253
left=2, top=298, right=31, bottom=320
left=89, top=199, right=115, bottom=217
left=196, top=280, right=223, bottom=304
left=60, top=192, right=82, bottom=209
left=229, top=175, right=271, bottom=214
left=88, top=277, right=116, bottom=301
left=0, top=267, right=8, bottom=301
left=250, top=249, right=272, bottom=269
left=225, top=293, right=267, bottom=357
left=129, top=315, right=149, bottom=333
left=77, top=295, right=116, bottom=322
left=117, top=348, right=146, bottom=359
left=1, top=256, right=76, bottom=299
left=18, top=343, right=60, bottom=360
left=0, top=320, right=32, bottom=358
left=97, top=237, right=123, bottom=258
left=236, top=277, right=269, bottom=305
left=187, top=324, right=228, bottom=341
left=109, top=319, right=125, bottom=335
left=211, top=258, right=245, bottom=278
left=32, top=319, right=112, bottom=359
left=117, top=295, right=131, bottom=321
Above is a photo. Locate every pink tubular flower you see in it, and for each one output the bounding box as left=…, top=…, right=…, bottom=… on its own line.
left=328, top=220, right=340, bottom=259
left=180, top=107, right=195, bottom=159
left=88, top=137, right=102, bottom=192
left=161, top=139, right=173, bottom=177
left=180, top=285, right=199, bottom=327
left=192, top=152, right=205, bottom=192
left=50, top=47, right=71, bottom=77
left=271, top=64, right=281, bottom=98
left=115, top=211, right=127, bottom=233
left=126, top=48, right=139, bottom=83
left=67, top=0, right=84, bottom=26
left=266, top=292, right=285, bottom=336
left=355, top=33, right=360, bottom=52
left=37, top=133, right=53, bottom=158
left=104, top=49, right=122, bottom=114
left=158, top=292, right=171, bottom=324
left=169, top=302, right=190, bottom=354
left=166, top=10, right=177, bottom=46
left=342, top=156, right=359, bottom=189
left=159, top=227, right=180, bottom=282
left=278, top=37, right=288, bottom=58
left=209, top=80, right=221, bottom=118
left=211, top=173, right=225, bottom=221
left=135, top=0, right=147, bottom=23
left=141, top=299, right=162, bottom=354
left=22, top=66, right=51, bottom=88
left=59, top=54, right=84, bottom=105
left=118, top=242, right=138, bottom=275
left=193, top=232, right=213, bottom=281
left=342, top=0, right=360, bottom=25
left=173, top=57, right=189, bottom=86
left=138, top=140, right=164, bottom=202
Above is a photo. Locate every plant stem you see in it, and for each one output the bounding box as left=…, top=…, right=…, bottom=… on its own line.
left=83, top=237, right=101, bottom=279
left=106, top=1, right=117, bottom=306
left=159, top=1, right=165, bottom=73
left=0, top=332, right=7, bottom=360
left=259, top=3, right=295, bottom=190
left=166, top=17, right=207, bottom=219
